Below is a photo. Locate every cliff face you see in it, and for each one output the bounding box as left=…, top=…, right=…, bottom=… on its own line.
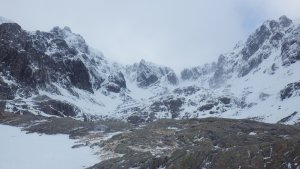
left=0, top=23, right=127, bottom=118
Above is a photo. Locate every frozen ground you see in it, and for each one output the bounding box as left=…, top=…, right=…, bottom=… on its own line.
left=0, top=124, right=99, bottom=169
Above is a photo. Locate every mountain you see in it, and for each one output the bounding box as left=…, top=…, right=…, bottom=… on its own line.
left=176, top=15, right=300, bottom=124
left=0, top=22, right=128, bottom=119
left=125, top=59, right=178, bottom=88
left=0, top=15, right=299, bottom=124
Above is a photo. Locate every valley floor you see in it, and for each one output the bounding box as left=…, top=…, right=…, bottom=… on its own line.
left=1, top=112, right=300, bottom=169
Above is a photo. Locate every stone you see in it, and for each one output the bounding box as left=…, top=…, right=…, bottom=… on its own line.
left=37, top=100, right=80, bottom=117
left=280, top=81, right=300, bottom=100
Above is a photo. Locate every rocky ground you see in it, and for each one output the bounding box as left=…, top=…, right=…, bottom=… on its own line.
left=1, top=112, right=300, bottom=169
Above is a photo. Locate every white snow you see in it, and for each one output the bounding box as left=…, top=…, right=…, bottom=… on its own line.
left=167, top=127, right=179, bottom=130
left=38, top=84, right=123, bottom=118
left=126, top=80, right=154, bottom=100
left=0, top=124, right=99, bottom=169
left=0, top=75, right=17, bottom=86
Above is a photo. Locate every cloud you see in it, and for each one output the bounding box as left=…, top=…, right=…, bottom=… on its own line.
left=263, top=0, right=300, bottom=18
left=0, top=0, right=299, bottom=72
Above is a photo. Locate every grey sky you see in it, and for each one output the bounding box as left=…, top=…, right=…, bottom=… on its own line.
left=1, top=0, right=300, bottom=72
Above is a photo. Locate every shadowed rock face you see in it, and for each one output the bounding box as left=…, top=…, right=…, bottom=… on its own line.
left=198, top=103, right=216, bottom=111
left=241, top=24, right=271, bottom=61
left=180, top=63, right=216, bottom=81
left=209, top=55, right=226, bottom=88
left=137, top=71, right=159, bottom=87
left=279, top=15, right=293, bottom=27
left=104, top=72, right=126, bottom=93
left=173, top=86, right=201, bottom=96
left=148, top=97, right=185, bottom=119
left=66, top=59, right=92, bottom=91
left=0, top=22, right=129, bottom=117
left=166, top=72, right=178, bottom=85
left=0, top=81, right=15, bottom=100
left=129, top=59, right=178, bottom=88
left=136, top=60, right=159, bottom=87
left=280, top=81, right=300, bottom=100
left=0, top=23, right=93, bottom=91
left=281, top=31, right=300, bottom=65
left=37, top=99, right=80, bottom=117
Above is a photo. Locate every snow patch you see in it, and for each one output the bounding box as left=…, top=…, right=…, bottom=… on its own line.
left=0, top=124, right=99, bottom=169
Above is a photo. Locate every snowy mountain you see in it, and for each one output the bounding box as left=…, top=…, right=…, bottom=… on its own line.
left=125, top=59, right=178, bottom=88
left=176, top=15, right=300, bottom=124
left=0, top=23, right=127, bottom=120
left=0, top=15, right=299, bottom=124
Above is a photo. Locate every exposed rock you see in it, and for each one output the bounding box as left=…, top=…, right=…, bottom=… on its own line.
left=137, top=73, right=158, bottom=87
left=0, top=22, right=131, bottom=116
left=279, top=15, right=293, bottom=27
left=218, top=97, right=231, bottom=104
left=127, top=115, right=146, bottom=124
left=259, top=92, right=270, bottom=101
left=198, top=103, right=216, bottom=111
left=239, top=53, right=264, bottom=77
left=173, top=86, right=201, bottom=96
left=270, top=32, right=284, bottom=47
left=0, top=112, right=131, bottom=137
left=181, top=63, right=216, bottom=81
left=166, top=72, right=179, bottom=85
left=65, top=59, right=92, bottom=92
left=271, top=63, right=278, bottom=72
left=127, top=59, right=178, bottom=88
left=105, top=72, right=126, bottom=93
left=281, top=36, right=300, bottom=65
left=37, top=100, right=80, bottom=117
left=87, top=118, right=300, bottom=169
left=241, top=24, right=271, bottom=60
left=277, top=111, right=298, bottom=124
left=0, top=80, right=15, bottom=100
left=108, top=72, right=126, bottom=89
left=0, top=23, right=94, bottom=92
left=149, top=97, right=185, bottom=119
left=164, top=98, right=185, bottom=118
left=209, top=55, right=227, bottom=87
left=280, top=81, right=300, bottom=100
left=181, top=68, right=193, bottom=81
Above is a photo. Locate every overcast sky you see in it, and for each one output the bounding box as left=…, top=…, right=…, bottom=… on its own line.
left=1, top=0, right=300, bottom=72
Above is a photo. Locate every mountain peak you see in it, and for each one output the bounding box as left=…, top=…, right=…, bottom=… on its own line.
left=140, top=59, right=146, bottom=64
left=279, top=15, right=293, bottom=27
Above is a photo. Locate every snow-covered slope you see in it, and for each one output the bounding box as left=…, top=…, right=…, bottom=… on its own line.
left=0, top=15, right=299, bottom=124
